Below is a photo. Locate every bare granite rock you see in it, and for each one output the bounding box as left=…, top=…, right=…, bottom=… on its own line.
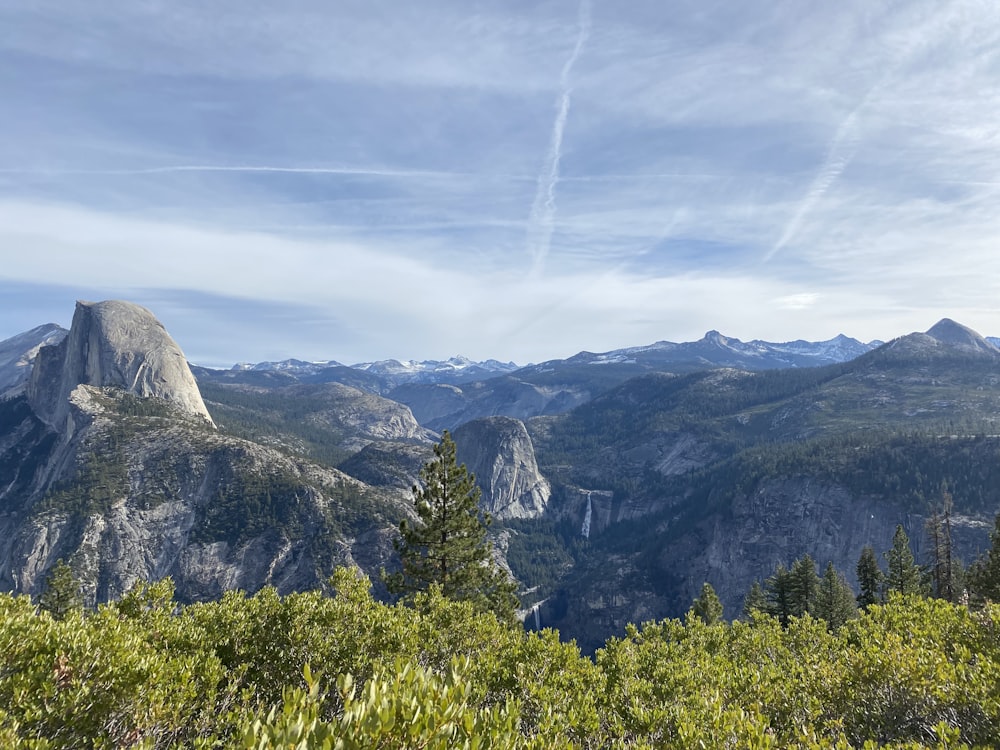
left=452, top=416, right=550, bottom=519
left=28, top=300, right=213, bottom=432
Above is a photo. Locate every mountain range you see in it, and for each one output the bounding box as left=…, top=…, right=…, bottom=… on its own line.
left=2, top=303, right=1000, bottom=651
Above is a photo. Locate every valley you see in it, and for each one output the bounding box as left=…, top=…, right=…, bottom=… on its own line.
left=2, top=303, right=1000, bottom=653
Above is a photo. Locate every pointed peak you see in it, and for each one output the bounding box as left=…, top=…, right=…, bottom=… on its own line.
left=701, top=330, right=728, bottom=344
left=925, top=319, right=996, bottom=352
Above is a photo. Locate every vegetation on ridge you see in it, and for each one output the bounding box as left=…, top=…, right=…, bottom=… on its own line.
left=5, top=564, right=1000, bottom=748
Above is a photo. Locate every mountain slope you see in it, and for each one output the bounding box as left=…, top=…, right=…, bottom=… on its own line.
left=0, top=301, right=409, bottom=604
left=522, top=320, right=1000, bottom=649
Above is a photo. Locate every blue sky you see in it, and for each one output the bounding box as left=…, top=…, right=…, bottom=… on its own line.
left=3, top=0, right=1000, bottom=367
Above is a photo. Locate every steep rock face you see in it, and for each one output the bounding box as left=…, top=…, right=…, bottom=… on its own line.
left=1, top=301, right=405, bottom=605
left=28, top=300, right=213, bottom=432
left=0, top=324, right=68, bottom=398
left=544, top=477, right=993, bottom=653
left=452, top=416, right=550, bottom=519
left=0, top=395, right=404, bottom=603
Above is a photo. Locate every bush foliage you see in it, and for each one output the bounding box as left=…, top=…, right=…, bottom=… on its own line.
left=3, top=568, right=1000, bottom=748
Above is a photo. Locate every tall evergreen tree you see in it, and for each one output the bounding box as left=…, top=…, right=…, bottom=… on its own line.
left=856, top=544, right=884, bottom=610
left=763, top=564, right=794, bottom=626
left=690, top=582, right=724, bottom=625
left=884, top=525, right=925, bottom=597
left=383, top=431, right=517, bottom=623
left=788, top=554, right=821, bottom=618
left=814, top=561, right=857, bottom=630
left=742, top=580, right=768, bottom=619
left=37, top=559, right=82, bottom=620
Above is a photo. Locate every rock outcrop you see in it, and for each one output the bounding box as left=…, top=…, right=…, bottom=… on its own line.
left=0, top=416, right=402, bottom=602
left=0, top=324, right=67, bottom=398
left=452, top=416, right=550, bottom=519
left=280, top=383, right=435, bottom=452
left=0, top=300, right=405, bottom=606
left=27, top=300, right=213, bottom=433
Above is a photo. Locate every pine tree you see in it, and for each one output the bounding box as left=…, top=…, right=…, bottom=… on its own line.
left=856, top=544, right=884, bottom=610
left=690, top=582, right=724, bottom=625
left=37, top=559, right=82, bottom=620
left=763, top=564, right=794, bottom=626
left=788, top=554, right=821, bottom=619
left=742, top=580, right=768, bottom=619
left=884, top=525, right=925, bottom=597
left=814, top=561, right=857, bottom=630
left=383, top=431, right=517, bottom=623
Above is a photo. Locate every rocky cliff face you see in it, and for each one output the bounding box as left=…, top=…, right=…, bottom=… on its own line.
left=541, top=476, right=993, bottom=653
left=452, top=417, right=550, bottom=519
left=278, top=383, right=434, bottom=452
left=0, top=324, right=67, bottom=398
left=0, top=396, right=403, bottom=603
left=27, top=300, right=213, bottom=433
left=1, top=301, right=405, bottom=605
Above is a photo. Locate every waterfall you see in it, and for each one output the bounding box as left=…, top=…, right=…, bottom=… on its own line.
left=581, top=492, right=592, bottom=538
left=533, top=604, right=541, bottom=631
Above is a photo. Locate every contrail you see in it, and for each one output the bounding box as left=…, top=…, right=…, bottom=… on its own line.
left=527, top=0, right=592, bottom=277
left=765, top=98, right=867, bottom=262
left=764, top=0, right=955, bottom=264
left=0, top=164, right=482, bottom=179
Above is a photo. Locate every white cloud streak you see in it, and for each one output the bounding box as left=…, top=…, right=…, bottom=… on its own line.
left=526, top=0, right=591, bottom=277
left=765, top=95, right=869, bottom=262
left=0, top=164, right=510, bottom=180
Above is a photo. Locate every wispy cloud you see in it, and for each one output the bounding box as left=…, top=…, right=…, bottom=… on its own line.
left=0, top=164, right=510, bottom=180
left=526, top=0, right=591, bottom=277
left=5, top=1, right=1000, bottom=362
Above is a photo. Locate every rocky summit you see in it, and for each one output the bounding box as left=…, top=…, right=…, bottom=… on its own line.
left=0, top=300, right=407, bottom=605
left=27, top=300, right=213, bottom=434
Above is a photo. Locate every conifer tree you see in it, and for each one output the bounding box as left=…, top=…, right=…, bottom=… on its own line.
left=742, top=580, right=768, bottom=619
left=814, top=561, right=857, bottom=630
left=926, top=487, right=961, bottom=602
left=37, top=559, right=82, bottom=620
left=788, top=554, right=821, bottom=618
left=764, top=564, right=794, bottom=626
left=884, top=525, right=925, bottom=596
left=856, top=544, right=884, bottom=610
left=383, top=431, right=518, bottom=623
left=690, top=582, right=724, bottom=625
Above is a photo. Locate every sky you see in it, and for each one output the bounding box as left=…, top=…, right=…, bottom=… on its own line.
left=3, top=0, right=1000, bottom=367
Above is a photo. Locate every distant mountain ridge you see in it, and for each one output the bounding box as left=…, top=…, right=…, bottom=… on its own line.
left=231, top=355, right=519, bottom=387
left=228, top=331, right=884, bottom=389
left=543, top=330, right=881, bottom=372
left=0, top=323, right=68, bottom=398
